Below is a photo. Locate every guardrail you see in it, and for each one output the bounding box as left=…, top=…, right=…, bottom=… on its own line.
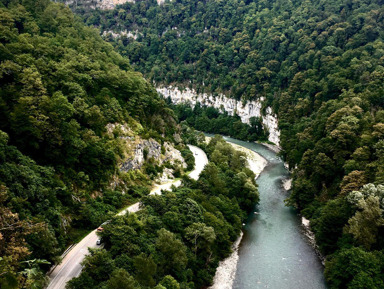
left=47, top=244, right=76, bottom=276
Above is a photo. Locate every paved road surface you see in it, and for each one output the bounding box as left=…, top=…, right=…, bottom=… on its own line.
left=47, top=145, right=208, bottom=289
left=187, top=145, right=208, bottom=180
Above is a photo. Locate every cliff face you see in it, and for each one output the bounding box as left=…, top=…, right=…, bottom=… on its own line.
left=63, top=0, right=165, bottom=10
left=105, top=123, right=186, bottom=190
left=157, top=86, right=281, bottom=146
left=120, top=138, right=186, bottom=172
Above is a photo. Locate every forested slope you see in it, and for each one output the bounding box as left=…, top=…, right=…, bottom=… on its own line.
left=67, top=135, right=259, bottom=289
left=70, top=0, right=384, bottom=287
left=0, top=0, right=178, bottom=287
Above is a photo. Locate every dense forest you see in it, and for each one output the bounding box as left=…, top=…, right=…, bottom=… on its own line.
left=68, top=135, right=259, bottom=289
left=0, top=2, right=261, bottom=289
left=170, top=102, right=268, bottom=142
left=0, top=0, right=184, bottom=287
left=2, top=0, right=384, bottom=288
left=66, top=0, right=384, bottom=287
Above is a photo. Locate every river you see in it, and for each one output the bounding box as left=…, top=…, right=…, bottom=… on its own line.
left=221, top=136, right=327, bottom=289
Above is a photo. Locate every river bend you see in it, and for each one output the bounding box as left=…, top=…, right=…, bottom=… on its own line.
left=222, top=137, right=327, bottom=289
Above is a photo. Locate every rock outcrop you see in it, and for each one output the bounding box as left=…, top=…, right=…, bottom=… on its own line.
left=102, top=30, right=139, bottom=40
left=120, top=138, right=186, bottom=172
left=157, top=86, right=281, bottom=146
left=63, top=0, right=167, bottom=10
left=301, top=217, right=326, bottom=265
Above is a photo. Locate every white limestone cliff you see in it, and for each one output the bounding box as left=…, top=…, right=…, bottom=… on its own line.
left=98, top=0, right=135, bottom=10
left=64, top=0, right=167, bottom=10
left=157, top=86, right=281, bottom=146
left=102, top=29, right=139, bottom=39
left=120, top=139, right=186, bottom=172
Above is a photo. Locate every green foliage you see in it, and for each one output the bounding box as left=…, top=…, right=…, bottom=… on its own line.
left=75, top=0, right=384, bottom=286
left=345, top=184, right=384, bottom=250
left=185, top=222, right=216, bottom=255
left=346, top=196, right=384, bottom=250
left=155, top=228, right=187, bottom=277
left=0, top=186, right=54, bottom=288
left=70, top=135, right=258, bottom=288
left=106, top=268, right=138, bottom=289
left=81, top=249, right=115, bottom=283
left=133, top=253, right=157, bottom=287
left=159, top=275, right=180, bottom=289
left=325, top=248, right=384, bottom=289
left=0, top=1, right=178, bottom=286
left=172, top=103, right=268, bottom=142
left=311, top=198, right=354, bottom=255
left=5, top=0, right=384, bottom=287
left=179, top=147, right=195, bottom=171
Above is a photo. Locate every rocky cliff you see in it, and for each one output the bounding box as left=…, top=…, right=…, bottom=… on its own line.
left=105, top=122, right=186, bottom=192
left=63, top=0, right=166, bottom=10
left=157, top=86, right=281, bottom=146
left=120, top=138, right=186, bottom=172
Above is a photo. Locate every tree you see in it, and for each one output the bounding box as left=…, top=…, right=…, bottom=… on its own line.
left=345, top=184, right=384, bottom=250
left=20, top=259, right=50, bottom=289
left=133, top=254, right=156, bottom=287
left=106, top=268, right=138, bottom=289
left=345, top=196, right=384, bottom=250
left=185, top=222, right=216, bottom=255
left=155, top=229, right=188, bottom=276
left=159, top=275, right=180, bottom=289
left=0, top=187, right=48, bottom=289
left=80, top=249, right=115, bottom=283
left=313, top=198, right=353, bottom=255
left=340, top=171, right=366, bottom=196
left=325, top=248, right=384, bottom=289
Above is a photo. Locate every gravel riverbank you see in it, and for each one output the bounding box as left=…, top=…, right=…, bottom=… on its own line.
left=209, top=142, right=267, bottom=289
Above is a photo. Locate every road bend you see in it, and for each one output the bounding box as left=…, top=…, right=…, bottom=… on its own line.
left=46, top=145, right=208, bottom=289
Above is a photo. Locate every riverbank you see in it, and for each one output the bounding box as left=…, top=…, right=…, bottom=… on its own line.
left=209, top=232, right=244, bottom=289
left=209, top=141, right=268, bottom=289
left=257, top=142, right=281, bottom=153
left=301, top=217, right=326, bottom=266
left=205, top=136, right=268, bottom=178
left=283, top=178, right=292, bottom=190
left=47, top=145, right=208, bottom=289
left=228, top=142, right=268, bottom=178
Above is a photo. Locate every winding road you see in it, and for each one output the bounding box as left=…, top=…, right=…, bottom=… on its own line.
left=47, top=145, right=208, bottom=289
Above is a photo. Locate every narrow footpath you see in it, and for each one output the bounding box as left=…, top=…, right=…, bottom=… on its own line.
left=47, top=145, right=208, bottom=289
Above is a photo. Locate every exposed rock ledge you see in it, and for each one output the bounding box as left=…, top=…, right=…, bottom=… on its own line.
left=301, top=217, right=326, bottom=265
left=64, top=0, right=167, bottom=10
left=283, top=178, right=292, bottom=191
left=157, top=86, right=281, bottom=146
left=102, top=29, right=139, bottom=40
left=120, top=138, right=186, bottom=172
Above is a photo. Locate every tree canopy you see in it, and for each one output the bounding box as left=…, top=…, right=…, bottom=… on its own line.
left=68, top=135, right=259, bottom=289
left=69, top=0, right=384, bottom=287
left=0, top=1, right=178, bottom=287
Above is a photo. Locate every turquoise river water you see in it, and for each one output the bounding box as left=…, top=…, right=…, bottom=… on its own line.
left=221, top=136, right=327, bottom=289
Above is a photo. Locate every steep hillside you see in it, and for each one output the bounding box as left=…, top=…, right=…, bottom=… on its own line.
left=0, top=1, right=183, bottom=287
left=68, top=0, right=384, bottom=287
left=67, top=135, right=260, bottom=289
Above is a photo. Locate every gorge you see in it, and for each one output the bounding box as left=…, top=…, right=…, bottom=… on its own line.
left=225, top=137, right=326, bottom=289
left=2, top=0, right=384, bottom=288
left=205, top=135, right=326, bottom=289
left=157, top=86, right=281, bottom=146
